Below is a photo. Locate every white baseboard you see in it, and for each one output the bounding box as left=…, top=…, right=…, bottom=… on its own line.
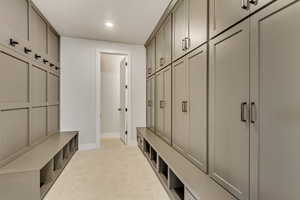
left=79, top=143, right=98, bottom=151
left=101, top=132, right=120, bottom=138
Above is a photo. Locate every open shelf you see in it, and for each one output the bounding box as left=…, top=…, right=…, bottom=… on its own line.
left=169, top=169, right=185, bottom=200
left=158, top=156, right=168, bottom=184
left=150, top=147, right=158, bottom=168
left=63, top=143, right=70, bottom=161
left=54, top=151, right=63, bottom=172
left=40, top=160, right=54, bottom=198
left=144, top=139, right=151, bottom=157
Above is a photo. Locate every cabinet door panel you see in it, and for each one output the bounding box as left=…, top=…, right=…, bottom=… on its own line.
left=48, top=105, right=59, bottom=135
left=163, top=67, right=172, bottom=144
left=164, top=15, right=172, bottom=67
left=251, top=1, right=300, bottom=200
left=150, top=39, right=156, bottom=74
left=146, top=79, right=151, bottom=128
left=173, top=0, right=187, bottom=61
left=0, top=52, right=29, bottom=104
left=156, top=26, right=164, bottom=71
left=155, top=72, right=164, bottom=135
left=209, top=20, right=250, bottom=200
left=209, top=0, right=250, bottom=38
left=172, top=58, right=188, bottom=152
left=30, top=6, right=47, bottom=54
left=150, top=77, right=156, bottom=131
left=188, top=0, right=207, bottom=50
left=0, top=0, right=28, bottom=41
left=31, top=66, right=47, bottom=105
left=48, top=28, right=59, bottom=63
left=48, top=74, right=59, bottom=104
left=187, top=46, right=207, bottom=172
left=31, top=107, right=47, bottom=143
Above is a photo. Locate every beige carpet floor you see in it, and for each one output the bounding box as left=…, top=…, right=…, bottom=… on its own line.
left=44, top=138, right=170, bottom=200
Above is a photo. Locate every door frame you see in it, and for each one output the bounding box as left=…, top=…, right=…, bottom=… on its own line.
left=95, top=50, right=132, bottom=147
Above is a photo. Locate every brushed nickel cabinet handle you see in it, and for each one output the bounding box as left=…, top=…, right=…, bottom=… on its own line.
left=185, top=37, right=191, bottom=50
left=160, top=57, right=165, bottom=67
left=241, top=0, right=250, bottom=10
left=182, top=39, right=186, bottom=51
left=182, top=101, right=188, bottom=113
left=250, top=102, right=256, bottom=123
left=160, top=100, right=165, bottom=109
left=249, top=0, right=258, bottom=5
left=241, top=102, right=248, bottom=122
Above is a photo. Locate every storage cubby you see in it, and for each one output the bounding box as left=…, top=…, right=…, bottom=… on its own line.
left=63, top=143, right=70, bottom=161
left=53, top=151, right=63, bottom=171
left=169, top=170, right=185, bottom=200
left=158, top=156, right=168, bottom=183
left=144, top=139, right=150, bottom=157
left=40, top=160, right=54, bottom=197
left=150, top=147, right=158, bottom=168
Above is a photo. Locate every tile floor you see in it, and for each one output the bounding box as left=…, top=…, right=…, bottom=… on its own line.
left=44, top=138, right=170, bottom=200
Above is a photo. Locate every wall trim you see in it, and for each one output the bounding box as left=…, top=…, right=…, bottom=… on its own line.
left=79, top=143, right=98, bottom=151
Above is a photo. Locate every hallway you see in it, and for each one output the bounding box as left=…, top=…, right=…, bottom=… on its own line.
left=44, top=139, right=170, bottom=200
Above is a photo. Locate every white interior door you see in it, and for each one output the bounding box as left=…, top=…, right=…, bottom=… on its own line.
left=119, top=58, right=128, bottom=144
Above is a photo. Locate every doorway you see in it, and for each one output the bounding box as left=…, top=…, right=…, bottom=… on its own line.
left=99, top=53, right=129, bottom=145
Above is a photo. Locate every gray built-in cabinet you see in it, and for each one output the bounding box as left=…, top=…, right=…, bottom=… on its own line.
left=146, top=38, right=156, bottom=76
left=172, top=0, right=207, bottom=61
left=0, top=0, right=61, bottom=179
left=145, top=0, right=300, bottom=200
left=155, top=66, right=172, bottom=144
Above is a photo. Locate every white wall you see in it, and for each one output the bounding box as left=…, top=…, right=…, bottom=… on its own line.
left=60, top=37, right=146, bottom=148
left=100, top=54, right=124, bottom=136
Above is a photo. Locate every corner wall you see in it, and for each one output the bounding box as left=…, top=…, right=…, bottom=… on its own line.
left=60, top=37, right=146, bottom=148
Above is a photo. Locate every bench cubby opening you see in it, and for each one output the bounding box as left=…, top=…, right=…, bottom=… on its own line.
left=144, top=139, right=151, bottom=157
left=169, top=170, right=185, bottom=200
left=40, top=160, right=54, bottom=197
left=54, top=150, right=63, bottom=171
left=63, top=143, right=70, bottom=161
left=158, top=156, right=168, bottom=183
left=150, top=147, right=158, bottom=168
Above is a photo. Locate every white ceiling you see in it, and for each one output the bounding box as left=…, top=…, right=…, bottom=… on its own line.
left=32, top=0, right=171, bottom=45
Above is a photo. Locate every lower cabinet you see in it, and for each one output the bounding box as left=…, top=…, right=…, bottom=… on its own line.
left=172, top=45, right=208, bottom=172
left=155, top=66, right=172, bottom=144
left=209, top=20, right=250, bottom=200
left=146, top=76, right=155, bottom=131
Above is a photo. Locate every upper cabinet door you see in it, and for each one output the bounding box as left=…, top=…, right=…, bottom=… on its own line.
left=156, top=15, right=172, bottom=71
left=187, top=0, right=208, bottom=51
left=172, top=57, right=188, bottom=153
left=186, top=45, right=207, bottom=172
left=0, top=0, right=28, bottom=46
left=148, top=38, right=156, bottom=75
left=173, top=0, right=187, bottom=61
left=251, top=1, right=300, bottom=200
left=48, top=27, right=60, bottom=64
left=209, top=0, right=250, bottom=38
left=209, top=20, right=250, bottom=200
left=30, top=6, right=47, bottom=54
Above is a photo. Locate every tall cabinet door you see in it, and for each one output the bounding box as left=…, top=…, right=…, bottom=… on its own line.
left=209, top=0, right=250, bottom=38
left=155, top=72, right=164, bottom=135
left=146, top=79, right=152, bottom=128
left=163, top=66, right=172, bottom=144
left=209, top=20, right=250, bottom=200
left=250, top=1, right=300, bottom=200
left=173, top=0, right=187, bottom=61
left=187, top=0, right=208, bottom=50
left=150, top=76, right=156, bottom=131
left=186, top=46, right=207, bottom=172
left=172, top=57, right=188, bottom=153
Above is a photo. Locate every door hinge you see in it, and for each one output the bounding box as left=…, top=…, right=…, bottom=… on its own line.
left=125, top=131, right=128, bottom=135
left=125, top=108, right=128, bottom=112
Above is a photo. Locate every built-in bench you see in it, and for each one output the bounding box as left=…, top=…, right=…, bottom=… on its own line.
left=137, top=127, right=236, bottom=200
left=0, top=131, right=79, bottom=200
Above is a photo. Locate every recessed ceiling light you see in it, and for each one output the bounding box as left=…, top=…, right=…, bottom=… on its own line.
left=105, top=22, right=114, bottom=28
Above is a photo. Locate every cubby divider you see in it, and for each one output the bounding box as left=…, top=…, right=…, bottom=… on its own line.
left=169, top=170, right=185, bottom=200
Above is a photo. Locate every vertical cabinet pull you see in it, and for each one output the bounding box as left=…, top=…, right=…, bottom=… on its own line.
left=160, top=57, right=165, bottom=67
left=160, top=100, right=165, bottom=109
left=249, top=0, right=258, bottom=5
left=147, top=100, right=152, bottom=107
left=185, top=37, right=190, bottom=50
left=241, top=102, right=248, bottom=122
left=182, top=101, right=188, bottom=113
left=250, top=102, right=256, bottom=123
left=241, top=0, right=250, bottom=10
